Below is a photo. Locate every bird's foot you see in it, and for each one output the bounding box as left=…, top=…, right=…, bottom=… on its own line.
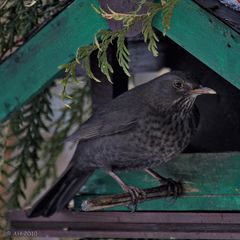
left=124, top=185, right=146, bottom=212
left=161, top=178, right=183, bottom=198
left=144, top=169, right=183, bottom=197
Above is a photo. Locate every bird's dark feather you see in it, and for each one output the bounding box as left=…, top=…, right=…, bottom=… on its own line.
left=64, top=82, right=151, bottom=142
left=27, top=71, right=211, bottom=218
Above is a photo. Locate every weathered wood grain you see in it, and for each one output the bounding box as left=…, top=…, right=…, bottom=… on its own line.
left=81, top=184, right=184, bottom=211
left=7, top=210, right=240, bottom=238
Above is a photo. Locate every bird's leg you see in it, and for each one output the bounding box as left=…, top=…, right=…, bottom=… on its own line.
left=144, top=168, right=183, bottom=197
left=107, top=170, right=146, bottom=211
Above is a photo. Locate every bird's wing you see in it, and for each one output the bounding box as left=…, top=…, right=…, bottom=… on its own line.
left=64, top=111, right=138, bottom=142
left=64, top=91, right=144, bottom=142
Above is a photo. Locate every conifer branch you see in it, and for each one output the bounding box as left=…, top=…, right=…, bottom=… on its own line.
left=29, top=80, right=92, bottom=202
left=61, top=0, right=178, bottom=94
left=162, top=0, right=178, bottom=35
left=5, top=88, right=53, bottom=208
left=0, top=0, right=72, bottom=61
left=0, top=79, right=92, bottom=233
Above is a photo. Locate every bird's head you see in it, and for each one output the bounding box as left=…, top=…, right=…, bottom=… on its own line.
left=148, top=71, right=216, bottom=111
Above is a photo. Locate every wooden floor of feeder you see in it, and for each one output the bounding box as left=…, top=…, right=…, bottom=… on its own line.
left=7, top=152, right=240, bottom=238
left=7, top=210, right=240, bottom=238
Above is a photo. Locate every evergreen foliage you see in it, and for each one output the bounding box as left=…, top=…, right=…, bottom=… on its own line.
left=29, top=81, right=91, bottom=203
left=0, top=0, right=72, bottom=61
left=0, top=81, right=91, bottom=236
left=0, top=0, right=89, bottom=236
left=6, top=88, right=53, bottom=208
left=61, top=0, right=178, bottom=96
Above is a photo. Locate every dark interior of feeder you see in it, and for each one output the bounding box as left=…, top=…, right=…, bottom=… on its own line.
left=161, top=35, right=240, bottom=153
left=88, top=31, right=240, bottom=154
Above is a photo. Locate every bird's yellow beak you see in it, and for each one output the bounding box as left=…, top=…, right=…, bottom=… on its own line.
left=190, top=86, right=216, bottom=95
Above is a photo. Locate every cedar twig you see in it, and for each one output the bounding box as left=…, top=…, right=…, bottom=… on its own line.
left=82, top=184, right=185, bottom=211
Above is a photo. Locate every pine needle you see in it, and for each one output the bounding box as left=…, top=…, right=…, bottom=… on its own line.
left=60, top=0, right=178, bottom=94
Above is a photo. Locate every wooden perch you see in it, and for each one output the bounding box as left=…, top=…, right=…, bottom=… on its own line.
left=81, top=183, right=191, bottom=211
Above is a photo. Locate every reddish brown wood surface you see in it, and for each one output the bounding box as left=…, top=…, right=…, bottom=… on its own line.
left=6, top=210, right=240, bottom=239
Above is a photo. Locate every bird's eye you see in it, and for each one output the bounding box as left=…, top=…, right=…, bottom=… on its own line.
left=173, top=80, right=184, bottom=89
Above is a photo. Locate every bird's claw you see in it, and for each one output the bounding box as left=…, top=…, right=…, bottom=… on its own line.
left=161, top=178, right=183, bottom=198
left=125, top=186, right=146, bottom=212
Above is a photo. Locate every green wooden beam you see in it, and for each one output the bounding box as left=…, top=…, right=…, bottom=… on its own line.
left=0, top=0, right=108, bottom=122
left=75, top=152, right=240, bottom=211
left=153, top=0, right=240, bottom=89
left=1, top=0, right=240, bottom=122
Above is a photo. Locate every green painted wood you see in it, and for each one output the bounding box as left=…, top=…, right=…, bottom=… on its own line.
left=153, top=0, right=240, bottom=89
left=75, top=153, right=240, bottom=211
left=0, top=0, right=108, bottom=122
left=1, top=0, right=240, bottom=121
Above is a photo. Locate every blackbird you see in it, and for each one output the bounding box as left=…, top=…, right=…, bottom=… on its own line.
left=27, top=71, right=216, bottom=217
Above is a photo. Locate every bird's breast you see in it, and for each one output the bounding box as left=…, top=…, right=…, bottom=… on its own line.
left=133, top=111, right=195, bottom=164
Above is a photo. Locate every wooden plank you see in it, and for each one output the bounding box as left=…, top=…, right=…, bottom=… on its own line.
left=0, top=0, right=108, bottom=122
left=75, top=153, right=240, bottom=211
left=1, top=0, right=240, bottom=121
left=153, top=0, right=240, bottom=89
left=6, top=210, right=240, bottom=238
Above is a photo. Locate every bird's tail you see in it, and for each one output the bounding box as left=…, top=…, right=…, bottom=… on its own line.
left=26, top=164, right=93, bottom=218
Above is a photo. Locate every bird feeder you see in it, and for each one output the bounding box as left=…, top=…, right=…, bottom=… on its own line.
left=2, top=0, right=240, bottom=239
